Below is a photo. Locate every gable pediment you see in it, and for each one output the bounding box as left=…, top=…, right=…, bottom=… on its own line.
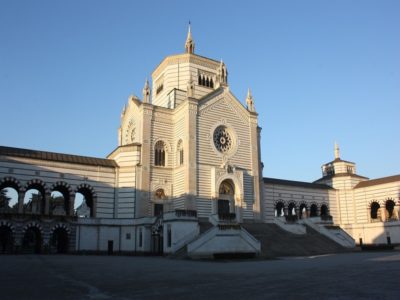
left=198, top=87, right=255, bottom=125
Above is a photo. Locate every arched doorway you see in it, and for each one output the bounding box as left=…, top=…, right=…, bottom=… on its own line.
left=51, top=227, right=69, bottom=253
left=299, top=203, right=308, bottom=219
left=22, top=227, right=42, bottom=254
left=320, top=204, right=329, bottom=217
left=310, top=204, right=318, bottom=217
left=0, top=225, right=14, bottom=253
left=218, top=180, right=234, bottom=216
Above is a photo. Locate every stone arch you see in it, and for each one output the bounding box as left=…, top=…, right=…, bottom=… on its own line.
left=23, top=179, right=48, bottom=214
left=23, top=179, right=49, bottom=194
left=75, top=184, right=97, bottom=217
left=215, top=175, right=243, bottom=202
left=320, top=203, right=329, bottom=216
left=0, top=177, right=21, bottom=212
left=298, top=202, right=308, bottom=219
left=369, top=201, right=381, bottom=221
left=22, top=222, right=44, bottom=254
left=274, top=200, right=285, bottom=217
left=22, top=221, right=44, bottom=236
left=152, top=187, right=168, bottom=217
left=385, top=198, right=397, bottom=221
left=217, top=179, right=235, bottom=216
left=50, top=224, right=70, bottom=254
left=0, top=176, right=22, bottom=193
left=287, top=202, right=297, bottom=216
left=0, top=220, right=15, bottom=234
left=51, top=181, right=73, bottom=216
left=50, top=223, right=71, bottom=236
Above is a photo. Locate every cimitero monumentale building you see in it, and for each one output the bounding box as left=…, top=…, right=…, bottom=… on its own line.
left=1, top=27, right=399, bottom=257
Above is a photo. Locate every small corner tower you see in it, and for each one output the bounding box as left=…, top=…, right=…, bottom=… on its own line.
left=185, top=22, right=195, bottom=54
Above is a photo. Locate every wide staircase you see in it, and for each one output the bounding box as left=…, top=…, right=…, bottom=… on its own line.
left=242, top=223, right=347, bottom=258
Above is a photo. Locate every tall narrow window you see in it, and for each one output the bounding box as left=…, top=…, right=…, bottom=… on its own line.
left=177, top=139, right=184, bottom=166
left=155, top=141, right=166, bottom=166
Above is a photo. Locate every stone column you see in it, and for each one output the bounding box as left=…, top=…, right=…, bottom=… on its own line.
left=45, top=193, right=50, bottom=215
left=18, top=191, right=24, bottom=214
left=249, top=116, right=262, bottom=221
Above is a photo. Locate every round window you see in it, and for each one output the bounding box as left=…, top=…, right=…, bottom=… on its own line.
left=213, top=126, right=233, bottom=153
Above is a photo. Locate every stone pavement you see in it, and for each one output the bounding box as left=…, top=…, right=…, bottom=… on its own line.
left=1, top=252, right=399, bottom=299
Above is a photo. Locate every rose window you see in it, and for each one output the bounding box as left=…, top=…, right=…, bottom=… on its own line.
left=213, top=126, right=233, bottom=153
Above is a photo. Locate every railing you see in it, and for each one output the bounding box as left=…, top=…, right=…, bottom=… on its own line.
left=175, top=209, right=197, bottom=218
left=0, top=211, right=78, bottom=221
left=218, top=213, right=236, bottom=222
left=320, top=215, right=333, bottom=221
left=218, top=224, right=241, bottom=230
left=285, top=215, right=298, bottom=223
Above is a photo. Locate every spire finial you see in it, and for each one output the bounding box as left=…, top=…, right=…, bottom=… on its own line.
left=334, top=142, right=340, bottom=159
left=246, top=88, right=255, bottom=112
left=142, top=78, right=150, bottom=103
left=185, top=22, right=195, bottom=54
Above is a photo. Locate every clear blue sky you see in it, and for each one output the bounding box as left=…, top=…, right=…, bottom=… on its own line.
left=0, top=0, right=399, bottom=182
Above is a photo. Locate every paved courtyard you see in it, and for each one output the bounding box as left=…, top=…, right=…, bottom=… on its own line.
left=1, top=251, right=400, bottom=299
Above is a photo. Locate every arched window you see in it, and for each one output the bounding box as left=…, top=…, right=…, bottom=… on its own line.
left=198, top=75, right=201, bottom=85
left=210, top=78, right=214, bottom=88
left=154, top=141, right=166, bottom=166
left=288, top=202, right=296, bottom=216
left=206, top=77, right=210, bottom=87
left=275, top=202, right=285, bottom=217
left=177, top=140, right=184, bottom=166
left=385, top=199, right=396, bottom=221
left=370, top=202, right=380, bottom=220
left=75, top=185, right=96, bottom=218
left=219, top=180, right=234, bottom=196
left=218, top=180, right=234, bottom=215
left=0, top=187, right=18, bottom=212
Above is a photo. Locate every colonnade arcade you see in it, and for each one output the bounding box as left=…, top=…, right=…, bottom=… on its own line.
left=274, top=201, right=329, bottom=220
left=368, top=199, right=399, bottom=222
left=0, top=177, right=96, bottom=217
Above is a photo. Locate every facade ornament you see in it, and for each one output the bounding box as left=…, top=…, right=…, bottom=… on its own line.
left=246, top=88, right=255, bottom=112
left=217, top=60, right=228, bottom=86
left=185, top=22, right=195, bottom=54
left=335, top=142, right=340, bottom=159
left=142, top=78, right=150, bottom=103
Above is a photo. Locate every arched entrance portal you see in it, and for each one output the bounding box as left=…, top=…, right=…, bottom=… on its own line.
left=51, top=228, right=69, bottom=253
left=22, top=227, right=42, bottom=254
left=0, top=225, right=14, bottom=253
left=218, top=180, right=234, bottom=216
